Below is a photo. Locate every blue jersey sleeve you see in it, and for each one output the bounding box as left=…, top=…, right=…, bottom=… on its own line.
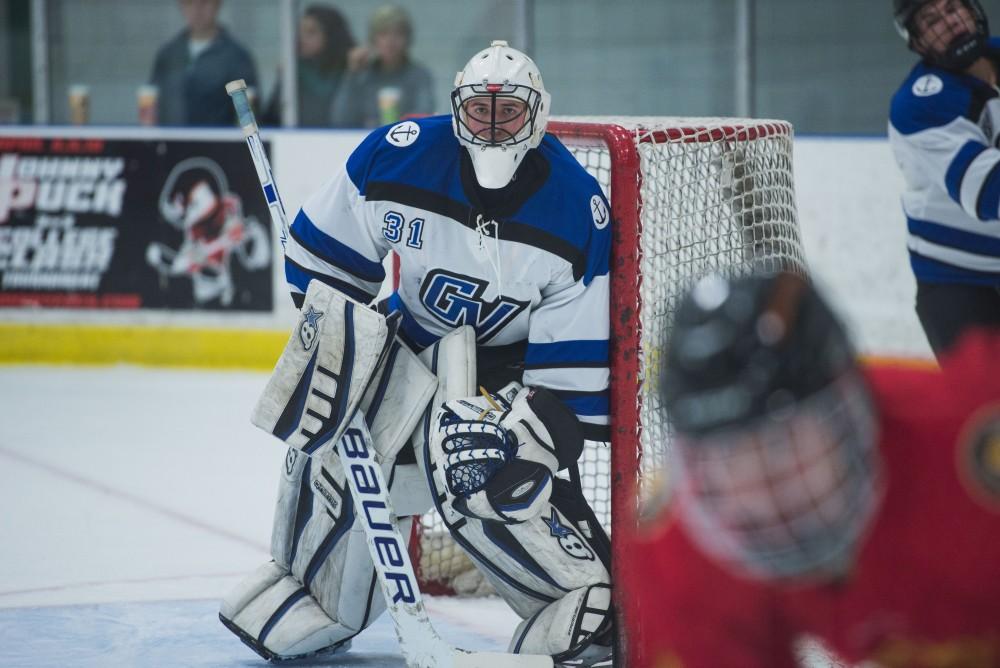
left=283, top=128, right=393, bottom=304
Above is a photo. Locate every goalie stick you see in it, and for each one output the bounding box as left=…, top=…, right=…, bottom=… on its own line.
left=226, top=79, right=553, bottom=668
left=226, top=78, right=289, bottom=250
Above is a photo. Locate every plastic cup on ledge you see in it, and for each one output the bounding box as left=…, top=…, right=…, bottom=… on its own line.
left=68, top=84, right=90, bottom=125
left=137, top=84, right=159, bottom=126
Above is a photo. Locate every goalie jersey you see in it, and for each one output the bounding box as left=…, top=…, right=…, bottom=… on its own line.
left=888, top=38, right=1000, bottom=285
left=284, top=115, right=611, bottom=441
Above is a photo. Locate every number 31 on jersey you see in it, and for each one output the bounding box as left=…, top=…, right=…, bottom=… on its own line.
left=382, top=211, right=424, bottom=249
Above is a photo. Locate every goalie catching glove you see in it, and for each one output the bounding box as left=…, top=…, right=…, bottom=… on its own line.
left=431, top=382, right=584, bottom=524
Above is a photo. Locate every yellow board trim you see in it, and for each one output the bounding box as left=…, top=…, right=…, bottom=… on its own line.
left=0, top=323, right=287, bottom=370
left=0, top=323, right=937, bottom=373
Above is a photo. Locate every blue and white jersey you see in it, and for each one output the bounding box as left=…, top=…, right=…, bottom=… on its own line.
left=285, top=115, right=611, bottom=440
left=888, top=39, right=1000, bottom=285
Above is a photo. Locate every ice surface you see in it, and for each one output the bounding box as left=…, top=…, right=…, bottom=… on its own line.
left=0, top=365, right=844, bottom=667
left=0, top=366, right=520, bottom=667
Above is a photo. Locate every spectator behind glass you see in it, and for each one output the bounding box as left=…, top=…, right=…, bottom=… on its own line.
left=261, top=4, right=356, bottom=127
left=149, top=0, right=259, bottom=127
left=330, top=5, right=434, bottom=128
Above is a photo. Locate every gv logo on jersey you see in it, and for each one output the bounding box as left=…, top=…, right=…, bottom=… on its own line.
left=420, top=269, right=529, bottom=342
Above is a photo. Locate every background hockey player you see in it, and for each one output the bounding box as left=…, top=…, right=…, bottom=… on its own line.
left=889, top=0, right=1000, bottom=357
left=221, top=40, right=614, bottom=665
left=622, top=271, right=1000, bottom=667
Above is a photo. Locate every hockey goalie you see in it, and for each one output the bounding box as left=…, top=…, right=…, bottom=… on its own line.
left=219, top=39, right=615, bottom=667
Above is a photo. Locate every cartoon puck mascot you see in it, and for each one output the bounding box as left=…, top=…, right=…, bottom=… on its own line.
left=220, top=41, right=614, bottom=666
left=146, top=157, right=269, bottom=306
left=889, top=0, right=1000, bottom=358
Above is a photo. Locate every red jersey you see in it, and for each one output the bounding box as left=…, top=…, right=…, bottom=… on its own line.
left=623, top=331, right=1000, bottom=668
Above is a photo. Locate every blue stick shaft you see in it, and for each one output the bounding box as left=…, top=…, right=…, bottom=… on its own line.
left=226, top=79, right=289, bottom=250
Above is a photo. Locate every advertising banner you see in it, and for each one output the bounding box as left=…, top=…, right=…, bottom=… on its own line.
left=0, top=135, right=273, bottom=310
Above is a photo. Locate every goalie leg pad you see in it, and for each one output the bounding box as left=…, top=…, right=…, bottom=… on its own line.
left=269, top=333, right=438, bottom=565
left=221, top=511, right=412, bottom=661
left=270, top=447, right=310, bottom=569
left=413, top=325, right=477, bottom=481
left=360, top=340, right=438, bottom=464
left=508, top=583, right=613, bottom=663
left=219, top=561, right=356, bottom=661
left=252, top=281, right=395, bottom=459
left=223, top=442, right=417, bottom=661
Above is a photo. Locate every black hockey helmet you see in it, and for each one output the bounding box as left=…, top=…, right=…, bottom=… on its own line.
left=893, top=0, right=990, bottom=70
left=660, top=272, right=882, bottom=580
left=661, top=272, right=856, bottom=437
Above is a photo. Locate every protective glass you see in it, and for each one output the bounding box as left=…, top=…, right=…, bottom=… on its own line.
left=674, top=371, right=882, bottom=580
left=451, top=83, right=542, bottom=147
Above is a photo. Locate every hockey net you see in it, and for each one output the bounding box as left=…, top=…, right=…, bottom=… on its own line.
left=409, top=117, right=807, bottom=597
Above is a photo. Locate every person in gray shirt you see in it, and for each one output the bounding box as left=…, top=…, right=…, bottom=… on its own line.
left=330, top=5, right=434, bottom=128
left=150, top=0, right=259, bottom=127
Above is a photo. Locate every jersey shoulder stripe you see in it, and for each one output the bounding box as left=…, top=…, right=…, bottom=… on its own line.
left=525, top=339, right=609, bottom=369
left=525, top=135, right=610, bottom=245
left=501, top=220, right=588, bottom=281
left=910, top=252, right=1000, bottom=284
left=889, top=62, right=995, bottom=136
left=346, top=115, right=466, bottom=199
left=290, top=209, right=386, bottom=283
left=908, top=216, right=1000, bottom=257
left=527, top=135, right=612, bottom=279
left=387, top=292, right=439, bottom=350
left=285, top=257, right=376, bottom=304
left=945, top=140, right=990, bottom=203
left=976, top=160, right=1000, bottom=220
left=550, top=389, right=609, bottom=417
left=366, top=180, right=469, bottom=221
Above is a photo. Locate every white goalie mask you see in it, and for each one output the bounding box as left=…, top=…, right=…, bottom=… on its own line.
left=451, top=40, right=551, bottom=189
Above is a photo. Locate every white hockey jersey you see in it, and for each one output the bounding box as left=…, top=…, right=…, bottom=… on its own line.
left=888, top=39, right=1000, bottom=285
left=284, top=115, right=611, bottom=440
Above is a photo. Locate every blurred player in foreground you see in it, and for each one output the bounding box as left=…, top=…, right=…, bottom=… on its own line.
left=623, top=271, right=1000, bottom=667
left=889, top=0, right=1000, bottom=358
left=221, top=40, right=613, bottom=666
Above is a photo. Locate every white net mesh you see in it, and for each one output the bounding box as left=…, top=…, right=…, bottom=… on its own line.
left=412, top=117, right=807, bottom=595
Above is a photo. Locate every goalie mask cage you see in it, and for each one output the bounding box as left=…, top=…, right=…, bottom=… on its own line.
left=408, top=116, right=806, bottom=659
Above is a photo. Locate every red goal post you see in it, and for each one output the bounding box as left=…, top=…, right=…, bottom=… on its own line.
left=409, top=116, right=807, bottom=657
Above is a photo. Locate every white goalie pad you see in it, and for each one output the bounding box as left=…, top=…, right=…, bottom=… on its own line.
left=413, top=325, right=478, bottom=478
left=251, top=280, right=393, bottom=459
left=223, top=306, right=440, bottom=663
left=360, top=338, right=439, bottom=516
left=269, top=337, right=438, bottom=567
left=220, top=561, right=355, bottom=661
left=509, top=584, right=613, bottom=664
left=362, top=338, right=439, bottom=462
left=414, top=332, right=613, bottom=661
